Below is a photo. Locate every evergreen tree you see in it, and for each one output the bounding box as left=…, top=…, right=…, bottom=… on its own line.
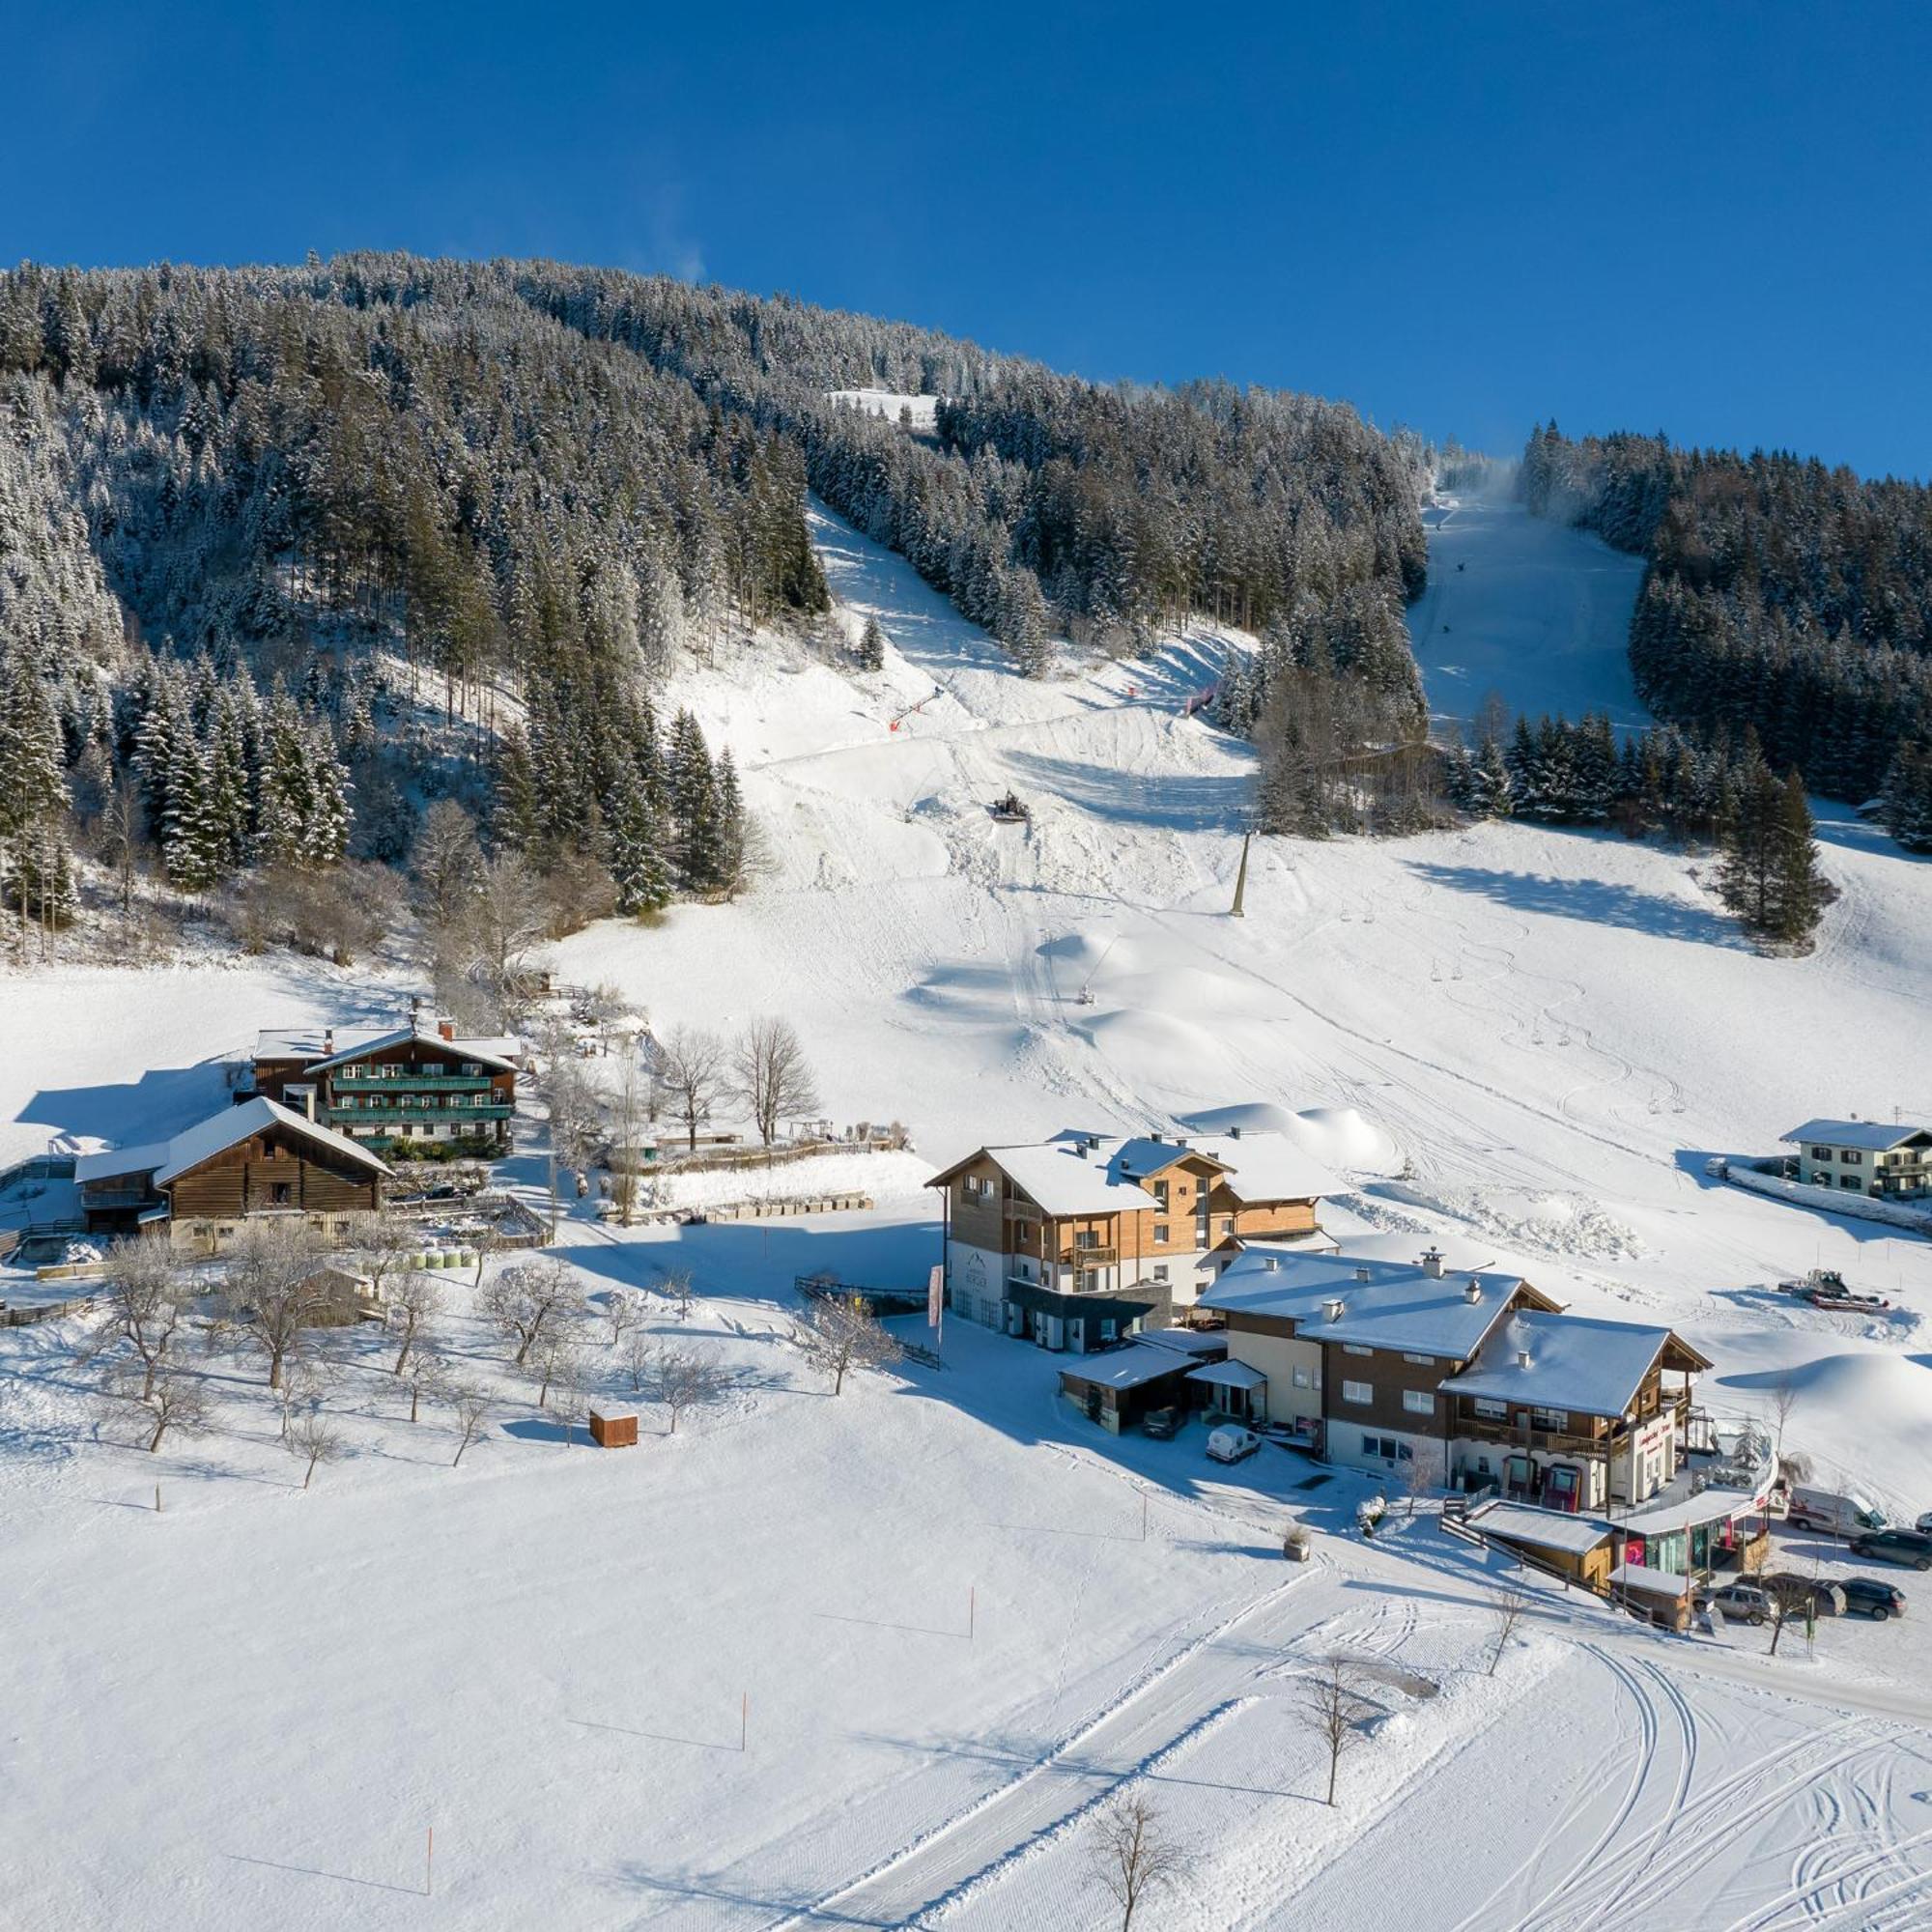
left=1880, top=743, right=1932, bottom=852
left=609, top=780, right=673, bottom=916
left=859, top=614, right=886, bottom=671
left=1763, top=771, right=1826, bottom=946
left=1470, top=737, right=1515, bottom=819
left=713, top=749, right=747, bottom=898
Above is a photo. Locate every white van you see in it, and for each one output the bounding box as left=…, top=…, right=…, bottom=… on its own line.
left=1785, top=1487, right=1888, bottom=1538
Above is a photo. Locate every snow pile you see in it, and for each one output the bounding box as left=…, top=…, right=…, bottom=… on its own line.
left=1719, top=1351, right=1932, bottom=1510
left=1385, top=1181, right=1649, bottom=1263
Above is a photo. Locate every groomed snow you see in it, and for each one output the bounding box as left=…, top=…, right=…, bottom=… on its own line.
left=7, top=488, right=1932, bottom=1927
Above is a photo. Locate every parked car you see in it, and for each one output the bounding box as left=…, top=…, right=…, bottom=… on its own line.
left=1848, top=1529, right=1932, bottom=1571
left=1842, top=1577, right=1908, bottom=1621
left=1785, top=1487, right=1889, bottom=1538
left=1760, top=1573, right=1848, bottom=1617
left=1206, top=1425, right=1262, bottom=1464
left=1916, top=1511, right=1932, bottom=1536
left=1142, top=1406, right=1182, bottom=1440
left=1695, top=1581, right=1775, bottom=1625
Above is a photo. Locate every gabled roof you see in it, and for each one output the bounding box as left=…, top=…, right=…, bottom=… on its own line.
left=77, top=1097, right=392, bottom=1189
left=1440, top=1311, right=1709, bottom=1419
left=925, top=1128, right=1338, bottom=1217
left=255, top=1024, right=519, bottom=1075
left=1201, top=1246, right=1554, bottom=1360
left=1784, top=1119, right=1929, bottom=1152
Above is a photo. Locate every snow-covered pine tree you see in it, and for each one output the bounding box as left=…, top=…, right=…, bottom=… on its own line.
left=609, top=779, right=673, bottom=916
left=1763, top=771, right=1825, bottom=946
left=1470, top=737, right=1515, bottom=819
left=713, top=748, right=747, bottom=898
left=859, top=614, right=886, bottom=671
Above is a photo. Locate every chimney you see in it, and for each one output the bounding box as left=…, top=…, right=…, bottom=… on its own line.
left=1087, top=1135, right=1100, bottom=1153
left=1229, top=1124, right=1242, bottom=1140
left=322, top=1027, right=333, bottom=1054
left=1420, top=1247, right=1445, bottom=1279
left=1463, top=1280, right=1483, bottom=1303
left=1263, top=1256, right=1279, bottom=1272
left=1323, top=1297, right=1345, bottom=1321
left=1516, top=1349, right=1533, bottom=1371
left=1074, top=1142, right=1089, bottom=1160
left=438, top=1018, right=455, bottom=1042
left=1353, top=1264, right=1372, bottom=1283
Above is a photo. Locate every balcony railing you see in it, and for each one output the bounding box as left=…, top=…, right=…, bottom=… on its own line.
left=1004, top=1199, right=1042, bottom=1223
left=1058, top=1246, right=1117, bottom=1266
left=330, top=1073, right=497, bottom=1092
left=327, top=1102, right=513, bottom=1123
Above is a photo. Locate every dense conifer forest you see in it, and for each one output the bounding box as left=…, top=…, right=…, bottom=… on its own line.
left=0, top=254, right=1428, bottom=954
left=1520, top=423, right=1932, bottom=847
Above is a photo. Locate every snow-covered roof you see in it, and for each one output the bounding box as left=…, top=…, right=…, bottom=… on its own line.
left=929, top=1128, right=1337, bottom=1216
left=1441, top=1311, right=1706, bottom=1418
left=1783, top=1118, right=1928, bottom=1151
left=78, top=1097, right=391, bottom=1188
left=1609, top=1562, right=1691, bottom=1598
left=1056, top=1344, right=1198, bottom=1391
left=1139, top=1327, right=1229, bottom=1359
left=1201, top=1247, right=1548, bottom=1360
left=1466, top=1500, right=1615, bottom=1555
left=255, top=1025, right=519, bottom=1074
left=1187, top=1358, right=1268, bottom=1391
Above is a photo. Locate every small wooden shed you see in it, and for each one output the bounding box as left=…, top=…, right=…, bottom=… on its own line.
left=588, top=1408, right=639, bottom=1448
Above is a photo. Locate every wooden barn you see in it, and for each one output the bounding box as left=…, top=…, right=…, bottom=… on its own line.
left=75, top=1097, right=390, bottom=1252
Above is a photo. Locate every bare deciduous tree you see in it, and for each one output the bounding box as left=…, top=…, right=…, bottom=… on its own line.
left=1487, top=1585, right=1528, bottom=1676
left=276, top=1348, right=343, bottom=1440
left=552, top=1351, right=592, bottom=1444
left=529, top=1325, right=589, bottom=1408
left=412, top=799, right=485, bottom=930
left=468, top=851, right=551, bottom=1025
left=732, top=1017, right=819, bottom=1149
left=385, top=1269, right=443, bottom=1376
left=536, top=1019, right=608, bottom=1175
left=603, top=1289, right=641, bottom=1350
left=286, top=1408, right=346, bottom=1490
left=447, top=1382, right=493, bottom=1466
left=663, top=1267, right=696, bottom=1323
left=796, top=1295, right=904, bottom=1396
left=81, top=1239, right=194, bottom=1400
left=113, top=1364, right=213, bottom=1454
left=1397, top=1449, right=1434, bottom=1520
left=1767, top=1369, right=1802, bottom=1462
left=1088, top=1791, right=1188, bottom=1932
left=648, top=1346, right=732, bottom=1434
left=223, top=1222, right=327, bottom=1390
left=401, top=1346, right=452, bottom=1423
left=654, top=1025, right=727, bottom=1153
left=621, top=1327, right=654, bottom=1394
left=481, top=1260, right=582, bottom=1366
left=347, top=1211, right=426, bottom=1308
left=1301, top=1656, right=1371, bottom=1805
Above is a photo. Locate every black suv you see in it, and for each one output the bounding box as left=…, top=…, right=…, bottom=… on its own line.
left=1842, top=1577, right=1908, bottom=1620
left=1847, top=1529, right=1932, bottom=1572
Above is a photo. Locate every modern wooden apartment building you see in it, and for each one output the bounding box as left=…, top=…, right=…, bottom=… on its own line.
left=925, top=1128, right=1336, bottom=1352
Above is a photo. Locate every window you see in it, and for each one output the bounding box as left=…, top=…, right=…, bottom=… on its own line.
left=1531, top=1406, right=1567, bottom=1432
left=1842, top=1151, right=1863, bottom=1166
left=1839, top=1174, right=1860, bottom=1189
left=1151, top=1264, right=1169, bottom=1283
left=269, top=1182, right=293, bottom=1206
left=1099, top=1319, right=1117, bottom=1343
left=1403, top=1352, right=1435, bottom=1366
left=1472, top=1397, right=1508, bottom=1421
left=1153, top=1223, right=1170, bottom=1243
left=1221, top=1217, right=1235, bottom=1236
left=1403, top=1389, right=1435, bottom=1416
left=1075, top=1229, right=1101, bottom=1250
left=1342, top=1343, right=1373, bottom=1356
left=1152, top=1181, right=1169, bottom=1208
left=1810, top=1146, right=1833, bottom=1161
left=1292, top=1365, right=1313, bottom=1389
left=1362, top=1435, right=1413, bottom=1462
left=1342, top=1379, right=1373, bottom=1406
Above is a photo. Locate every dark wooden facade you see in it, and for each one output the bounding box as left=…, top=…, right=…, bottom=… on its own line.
left=254, top=1030, right=516, bottom=1151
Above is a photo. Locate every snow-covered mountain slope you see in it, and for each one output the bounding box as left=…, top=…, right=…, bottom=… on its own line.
left=560, top=497, right=1932, bottom=1507
left=1406, top=472, right=1650, bottom=737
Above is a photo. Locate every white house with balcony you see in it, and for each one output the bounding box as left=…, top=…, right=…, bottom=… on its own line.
left=1783, top=1119, right=1931, bottom=1200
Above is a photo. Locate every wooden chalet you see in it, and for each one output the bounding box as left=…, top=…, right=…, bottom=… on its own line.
left=74, top=1097, right=390, bottom=1253
left=249, top=1019, right=519, bottom=1153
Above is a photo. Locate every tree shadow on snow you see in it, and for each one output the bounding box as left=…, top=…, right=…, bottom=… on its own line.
left=1405, top=860, right=1745, bottom=949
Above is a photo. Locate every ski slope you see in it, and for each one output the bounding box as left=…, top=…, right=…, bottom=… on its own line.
left=1407, top=472, right=1652, bottom=738
left=7, top=486, right=1932, bottom=1929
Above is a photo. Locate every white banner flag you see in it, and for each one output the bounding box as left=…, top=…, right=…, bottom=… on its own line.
left=928, top=1263, right=945, bottom=1329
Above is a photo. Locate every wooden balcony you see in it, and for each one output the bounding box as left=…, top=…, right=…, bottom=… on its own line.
left=1004, top=1199, right=1042, bottom=1223
left=1058, top=1246, right=1118, bottom=1267
left=331, top=1072, right=497, bottom=1093
left=327, top=1102, right=513, bottom=1124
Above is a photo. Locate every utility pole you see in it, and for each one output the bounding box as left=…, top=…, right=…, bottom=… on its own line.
left=1230, top=831, right=1252, bottom=919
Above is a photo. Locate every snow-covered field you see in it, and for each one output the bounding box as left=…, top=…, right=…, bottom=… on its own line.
left=6, top=483, right=1932, bottom=1928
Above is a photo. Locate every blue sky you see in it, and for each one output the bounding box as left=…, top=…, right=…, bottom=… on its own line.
left=7, top=2, right=1926, bottom=478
